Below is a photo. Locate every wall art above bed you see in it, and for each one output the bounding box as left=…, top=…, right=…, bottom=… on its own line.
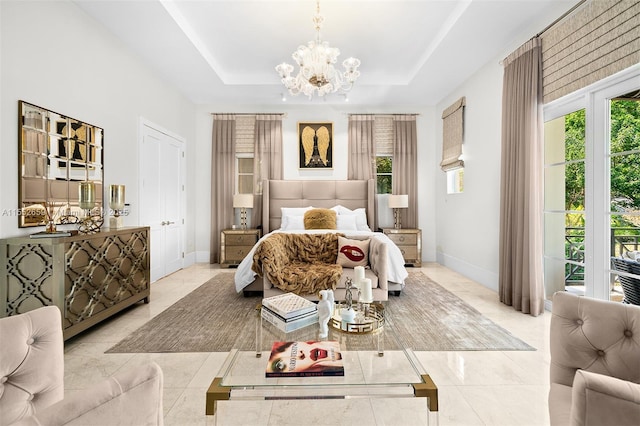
left=298, top=122, right=333, bottom=169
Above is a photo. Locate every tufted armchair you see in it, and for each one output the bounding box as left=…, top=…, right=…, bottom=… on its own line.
left=0, top=306, right=164, bottom=426
left=549, top=292, right=640, bottom=426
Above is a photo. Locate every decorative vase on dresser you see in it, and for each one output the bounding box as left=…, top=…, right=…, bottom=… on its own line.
left=0, top=227, right=150, bottom=340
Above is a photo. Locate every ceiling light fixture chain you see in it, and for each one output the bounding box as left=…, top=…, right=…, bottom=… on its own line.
left=275, top=0, right=360, bottom=99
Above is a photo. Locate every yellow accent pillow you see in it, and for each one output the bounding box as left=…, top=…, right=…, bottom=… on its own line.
left=303, top=208, right=337, bottom=230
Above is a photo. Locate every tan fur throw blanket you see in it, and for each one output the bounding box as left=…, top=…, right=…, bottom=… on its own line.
left=252, top=233, right=343, bottom=295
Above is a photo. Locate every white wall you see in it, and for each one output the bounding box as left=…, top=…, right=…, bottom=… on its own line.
left=434, top=60, right=504, bottom=290
left=193, top=104, right=437, bottom=264
left=0, top=1, right=197, bottom=256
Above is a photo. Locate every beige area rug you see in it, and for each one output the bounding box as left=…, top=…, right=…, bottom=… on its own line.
left=106, top=271, right=535, bottom=353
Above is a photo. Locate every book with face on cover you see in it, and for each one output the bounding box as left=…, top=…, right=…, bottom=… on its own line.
left=265, top=340, right=344, bottom=377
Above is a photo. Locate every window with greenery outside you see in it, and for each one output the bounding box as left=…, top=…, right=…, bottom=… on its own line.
left=376, top=156, right=392, bottom=194
left=564, top=99, right=640, bottom=282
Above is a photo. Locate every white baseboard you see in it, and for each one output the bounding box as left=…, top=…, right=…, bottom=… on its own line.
left=436, top=251, right=499, bottom=292
left=196, top=250, right=210, bottom=263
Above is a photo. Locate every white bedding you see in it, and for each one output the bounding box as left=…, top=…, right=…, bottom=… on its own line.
left=234, top=229, right=409, bottom=292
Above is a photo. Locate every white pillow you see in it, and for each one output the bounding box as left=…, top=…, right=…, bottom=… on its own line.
left=332, top=206, right=371, bottom=232
left=281, top=207, right=313, bottom=217
left=281, top=215, right=305, bottom=231
left=280, top=207, right=313, bottom=231
left=336, top=214, right=358, bottom=231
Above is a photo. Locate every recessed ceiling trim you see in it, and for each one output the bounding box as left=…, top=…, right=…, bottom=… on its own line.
left=407, top=0, right=473, bottom=83
left=160, top=0, right=230, bottom=84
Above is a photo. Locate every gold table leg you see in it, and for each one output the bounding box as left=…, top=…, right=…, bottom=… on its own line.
left=413, top=374, right=438, bottom=412
left=206, top=377, right=231, bottom=415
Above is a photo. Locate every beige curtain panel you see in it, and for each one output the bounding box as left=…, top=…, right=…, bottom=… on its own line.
left=348, top=115, right=376, bottom=180
left=440, top=97, right=466, bottom=171
left=210, top=114, right=237, bottom=264
left=499, top=38, right=545, bottom=316
left=252, top=114, right=283, bottom=228
left=541, top=0, right=640, bottom=103
left=393, top=115, right=418, bottom=229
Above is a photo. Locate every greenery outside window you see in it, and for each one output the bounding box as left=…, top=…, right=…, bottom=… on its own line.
left=543, top=67, right=639, bottom=303
left=376, top=156, right=392, bottom=194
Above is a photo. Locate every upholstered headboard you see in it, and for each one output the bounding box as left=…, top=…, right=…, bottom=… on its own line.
left=262, top=180, right=375, bottom=234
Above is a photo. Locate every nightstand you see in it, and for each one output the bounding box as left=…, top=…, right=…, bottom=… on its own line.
left=383, top=228, right=422, bottom=267
left=220, top=228, right=261, bottom=268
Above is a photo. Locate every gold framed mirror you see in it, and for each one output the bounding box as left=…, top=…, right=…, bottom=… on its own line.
left=18, top=100, right=104, bottom=228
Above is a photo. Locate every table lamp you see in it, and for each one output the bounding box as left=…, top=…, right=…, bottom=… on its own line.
left=109, top=184, right=125, bottom=229
left=388, top=194, right=408, bottom=229
left=233, top=194, right=253, bottom=230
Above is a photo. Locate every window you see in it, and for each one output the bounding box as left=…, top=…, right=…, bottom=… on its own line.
left=543, top=67, right=639, bottom=302
left=236, top=155, right=254, bottom=194
left=543, top=109, right=586, bottom=297
left=447, top=168, right=464, bottom=194
left=374, top=116, right=393, bottom=194
left=235, top=115, right=255, bottom=194
left=376, top=156, right=392, bottom=194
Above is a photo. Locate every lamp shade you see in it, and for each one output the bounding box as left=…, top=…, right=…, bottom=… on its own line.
left=233, top=194, right=254, bottom=209
left=388, top=194, right=409, bottom=209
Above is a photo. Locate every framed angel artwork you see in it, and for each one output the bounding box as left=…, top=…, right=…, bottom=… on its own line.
left=298, top=122, right=333, bottom=169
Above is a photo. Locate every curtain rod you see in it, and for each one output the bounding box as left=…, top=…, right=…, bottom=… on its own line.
left=344, top=113, right=421, bottom=117
left=210, top=113, right=287, bottom=117
left=536, top=0, right=587, bottom=37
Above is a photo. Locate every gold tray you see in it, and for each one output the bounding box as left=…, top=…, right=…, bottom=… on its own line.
left=329, top=302, right=385, bottom=333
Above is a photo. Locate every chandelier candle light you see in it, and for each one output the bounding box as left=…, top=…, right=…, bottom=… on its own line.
left=275, top=0, right=360, bottom=99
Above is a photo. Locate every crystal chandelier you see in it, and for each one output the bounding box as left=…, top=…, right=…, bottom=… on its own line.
left=275, top=0, right=361, bottom=99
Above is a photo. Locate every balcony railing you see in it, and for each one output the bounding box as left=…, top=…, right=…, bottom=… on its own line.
left=564, top=227, right=640, bottom=285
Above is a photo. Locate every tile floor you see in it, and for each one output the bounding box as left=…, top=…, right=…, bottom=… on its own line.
left=63, top=263, right=551, bottom=426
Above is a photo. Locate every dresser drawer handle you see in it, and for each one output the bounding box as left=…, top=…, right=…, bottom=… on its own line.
left=398, top=236, right=405, bottom=242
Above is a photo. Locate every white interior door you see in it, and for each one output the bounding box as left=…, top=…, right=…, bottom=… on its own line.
left=140, top=122, right=185, bottom=282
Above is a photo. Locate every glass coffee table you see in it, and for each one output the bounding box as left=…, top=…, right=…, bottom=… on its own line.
left=206, top=302, right=438, bottom=423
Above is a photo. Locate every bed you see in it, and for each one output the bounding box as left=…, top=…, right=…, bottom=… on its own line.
left=234, top=179, right=409, bottom=297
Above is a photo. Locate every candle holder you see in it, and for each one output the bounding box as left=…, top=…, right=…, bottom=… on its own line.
left=78, top=181, right=103, bottom=234
left=109, top=184, right=125, bottom=229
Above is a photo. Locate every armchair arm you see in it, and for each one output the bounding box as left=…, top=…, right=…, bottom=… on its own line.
left=13, top=363, right=164, bottom=426
left=369, top=237, right=388, bottom=291
left=570, top=370, right=640, bottom=426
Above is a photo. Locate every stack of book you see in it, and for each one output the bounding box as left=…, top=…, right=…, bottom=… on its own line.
left=261, top=293, right=318, bottom=332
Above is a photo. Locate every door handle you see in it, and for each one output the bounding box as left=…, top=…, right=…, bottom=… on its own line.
left=161, top=221, right=175, bottom=226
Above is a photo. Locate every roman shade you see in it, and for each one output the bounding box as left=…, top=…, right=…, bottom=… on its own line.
left=440, top=97, right=465, bottom=171
left=374, top=115, right=394, bottom=156
left=235, top=115, right=255, bottom=154
left=541, top=0, right=640, bottom=103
